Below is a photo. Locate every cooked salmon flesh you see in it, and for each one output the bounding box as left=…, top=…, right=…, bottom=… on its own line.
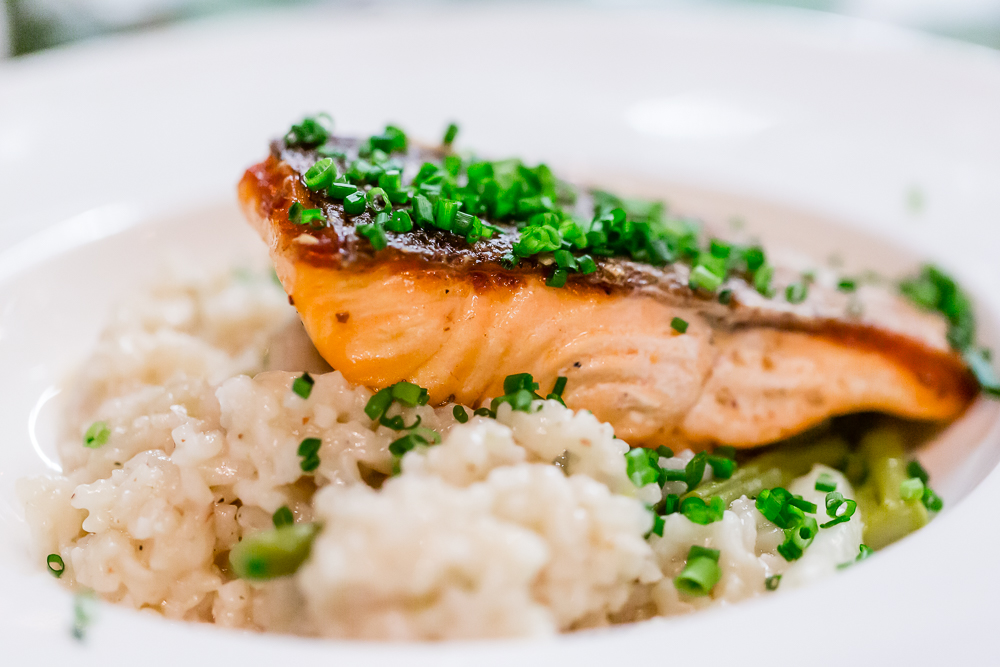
left=238, top=133, right=976, bottom=448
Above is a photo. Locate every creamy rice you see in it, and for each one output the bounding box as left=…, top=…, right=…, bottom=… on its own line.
left=18, top=269, right=863, bottom=640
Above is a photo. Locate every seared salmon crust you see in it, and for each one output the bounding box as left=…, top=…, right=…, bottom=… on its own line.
left=239, top=137, right=976, bottom=448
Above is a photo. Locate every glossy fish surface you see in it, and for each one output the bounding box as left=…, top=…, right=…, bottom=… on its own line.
left=239, top=134, right=975, bottom=448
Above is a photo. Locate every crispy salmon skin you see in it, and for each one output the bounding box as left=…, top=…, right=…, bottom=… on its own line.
left=239, top=133, right=976, bottom=448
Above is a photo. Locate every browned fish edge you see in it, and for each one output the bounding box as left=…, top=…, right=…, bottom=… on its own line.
left=239, top=142, right=980, bottom=410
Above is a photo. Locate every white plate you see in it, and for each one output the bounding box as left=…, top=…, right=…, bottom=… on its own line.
left=2, top=4, right=1000, bottom=664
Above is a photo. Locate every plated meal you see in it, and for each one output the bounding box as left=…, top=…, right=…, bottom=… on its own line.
left=18, top=114, right=999, bottom=640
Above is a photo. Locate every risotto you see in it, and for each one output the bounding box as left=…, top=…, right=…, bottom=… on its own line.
left=17, top=267, right=879, bottom=640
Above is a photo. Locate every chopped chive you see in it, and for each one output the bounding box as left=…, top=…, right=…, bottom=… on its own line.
left=513, top=225, right=560, bottom=257
left=285, top=114, right=331, bottom=146
left=411, top=194, right=434, bottom=227
left=820, top=514, right=850, bottom=528
left=820, top=491, right=857, bottom=528
left=387, top=188, right=410, bottom=206
left=626, top=447, right=660, bottom=487
left=670, top=317, right=689, bottom=334
left=316, top=145, right=345, bottom=159
left=718, top=288, right=733, bottom=305
left=299, top=453, right=319, bottom=473
left=824, top=491, right=845, bottom=514
left=706, top=455, right=735, bottom=480
left=46, top=553, right=65, bottom=578
left=754, top=264, right=775, bottom=297
left=365, top=388, right=393, bottom=421
left=688, top=545, right=721, bottom=562
left=445, top=158, right=463, bottom=180
left=648, top=514, right=666, bottom=538
left=922, top=487, right=944, bottom=512
left=553, top=248, right=577, bottom=270
left=357, top=223, right=388, bottom=251
left=688, top=265, right=723, bottom=292
left=785, top=282, right=808, bottom=304
left=442, top=122, right=459, bottom=146
left=453, top=211, right=475, bottom=236
left=743, top=247, right=767, bottom=273
left=304, top=158, right=337, bottom=191
left=674, top=547, right=723, bottom=596
left=551, top=376, right=568, bottom=398
left=298, top=437, right=322, bottom=473
left=661, top=493, right=680, bottom=515
left=292, top=372, right=315, bottom=399
left=685, top=451, right=708, bottom=492
left=680, top=496, right=725, bottom=525
left=379, top=125, right=408, bottom=152
left=577, top=255, right=598, bottom=274
left=369, top=134, right=394, bottom=154
left=288, top=201, right=303, bottom=223
left=229, top=523, right=320, bottom=581
left=272, top=505, right=294, bottom=528
left=299, top=208, right=326, bottom=227
left=490, top=388, right=536, bottom=413
left=899, top=264, right=980, bottom=355
left=343, top=190, right=367, bottom=215
left=433, top=198, right=461, bottom=231
left=84, top=421, right=110, bottom=448
left=378, top=170, right=402, bottom=192
left=777, top=515, right=818, bottom=561
left=659, top=468, right=687, bottom=484
left=327, top=181, right=358, bottom=199
left=391, top=381, right=424, bottom=407
left=473, top=407, right=495, bottom=418
left=453, top=405, right=469, bottom=423
left=765, top=574, right=781, bottom=591
left=756, top=487, right=790, bottom=525
left=379, top=413, right=422, bottom=431
left=546, top=268, right=568, bottom=288
left=906, top=460, right=930, bottom=484
left=838, top=543, right=875, bottom=569
left=789, top=496, right=818, bottom=514
left=388, top=433, right=422, bottom=457
left=386, top=210, right=413, bottom=233
left=366, top=187, right=391, bottom=213
left=388, top=428, right=440, bottom=457
left=709, top=239, right=731, bottom=259
left=794, top=515, right=818, bottom=546
left=656, top=445, right=674, bottom=459
left=837, top=278, right=857, bottom=292
left=815, top=473, right=837, bottom=492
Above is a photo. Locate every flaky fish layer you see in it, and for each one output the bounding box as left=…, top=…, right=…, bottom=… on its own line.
left=238, top=139, right=975, bottom=448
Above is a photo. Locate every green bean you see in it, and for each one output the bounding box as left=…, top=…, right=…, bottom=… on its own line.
left=229, top=523, right=320, bottom=581
left=853, top=428, right=928, bottom=549
left=685, top=425, right=932, bottom=551
left=684, top=436, right=849, bottom=506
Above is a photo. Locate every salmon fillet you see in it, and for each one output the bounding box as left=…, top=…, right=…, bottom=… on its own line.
left=238, top=137, right=976, bottom=448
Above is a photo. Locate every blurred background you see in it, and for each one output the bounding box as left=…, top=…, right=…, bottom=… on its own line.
left=2, top=0, right=1000, bottom=58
